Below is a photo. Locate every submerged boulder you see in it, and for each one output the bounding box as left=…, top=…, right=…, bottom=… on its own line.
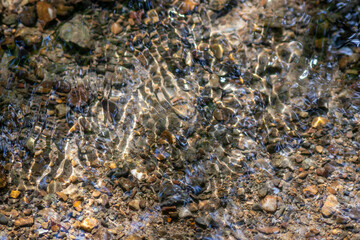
left=58, top=15, right=93, bottom=49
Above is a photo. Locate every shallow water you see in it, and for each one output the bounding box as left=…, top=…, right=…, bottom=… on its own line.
left=0, top=0, right=360, bottom=239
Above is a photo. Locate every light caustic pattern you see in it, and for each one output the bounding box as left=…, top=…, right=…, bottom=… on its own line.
left=1, top=0, right=359, bottom=239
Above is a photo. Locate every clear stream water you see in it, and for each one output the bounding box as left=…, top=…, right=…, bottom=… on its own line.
left=0, top=0, right=360, bottom=239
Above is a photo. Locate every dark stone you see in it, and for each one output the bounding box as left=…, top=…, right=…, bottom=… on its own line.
left=0, top=214, right=9, bottom=225
left=351, top=81, right=360, bottom=92
left=159, top=181, right=192, bottom=206
left=19, top=7, right=37, bottom=27
left=117, top=178, right=135, bottom=192
left=68, top=84, right=91, bottom=108
left=113, top=167, right=129, bottom=178
left=53, top=80, right=71, bottom=93
left=161, top=206, right=177, bottom=214
left=323, top=163, right=335, bottom=178
left=102, top=99, right=121, bottom=123
left=266, top=143, right=278, bottom=154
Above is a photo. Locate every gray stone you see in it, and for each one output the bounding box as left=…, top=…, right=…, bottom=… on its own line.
left=3, top=14, right=18, bottom=26
left=0, top=214, right=8, bottom=225
left=178, top=207, right=192, bottom=218
left=209, top=74, right=220, bottom=88
left=58, top=16, right=93, bottom=49
left=258, top=186, right=268, bottom=198
left=195, top=216, right=209, bottom=228
left=25, top=137, right=35, bottom=153
left=128, top=200, right=140, bottom=211
left=55, top=104, right=69, bottom=118
left=47, top=180, right=62, bottom=194
left=302, top=158, right=314, bottom=170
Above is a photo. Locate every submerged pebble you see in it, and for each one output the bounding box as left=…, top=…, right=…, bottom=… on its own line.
left=260, top=195, right=278, bottom=213
left=80, top=217, right=98, bottom=232
left=36, top=1, right=56, bottom=26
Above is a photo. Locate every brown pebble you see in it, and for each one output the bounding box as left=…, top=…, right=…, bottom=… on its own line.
left=295, top=155, right=304, bottom=163
left=258, top=226, right=280, bottom=234
left=23, top=209, right=32, bottom=216
left=6, top=209, right=19, bottom=218
left=336, top=215, right=350, bottom=224
left=303, top=185, right=318, bottom=197
left=346, top=131, right=353, bottom=138
left=19, top=6, right=37, bottom=27
left=305, top=228, right=320, bottom=238
left=324, top=163, right=335, bottom=177
left=160, top=130, right=176, bottom=144
left=298, top=171, right=308, bottom=179
left=109, top=162, right=117, bottom=169
left=139, top=200, right=146, bottom=209
left=128, top=18, right=135, bottom=26
left=125, top=235, right=142, bottom=240
left=80, top=217, right=98, bottom=232
left=55, top=3, right=74, bottom=17
left=321, top=194, right=339, bottom=217
left=198, top=200, right=211, bottom=210
left=315, top=145, right=323, bottom=153
left=36, top=80, right=53, bottom=94
left=213, top=108, right=226, bottom=121
left=41, top=221, right=49, bottom=229
left=211, top=44, right=224, bottom=59
left=15, top=217, right=34, bottom=228
left=36, top=1, right=56, bottom=26
left=99, top=194, right=109, bottom=207
left=129, top=9, right=144, bottom=25
left=92, top=190, right=101, bottom=198
left=327, top=186, right=336, bottom=195
left=299, top=111, right=309, bottom=118
left=188, top=203, right=198, bottom=212
left=179, top=0, right=198, bottom=14
left=161, top=206, right=177, bottom=214
left=339, top=56, right=348, bottom=70
left=111, top=22, right=123, bottom=35
left=298, top=147, right=311, bottom=155
left=315, top=38, right=326, bottom=49
left=51, top=224, right=60, bottom=232
left=316, top=168, right=325, bottom=176
left=129, top=199, right=140, bottom=211
left=73, top=220, right=81, bottom=229
left=56, top=192, right=68, bottom=201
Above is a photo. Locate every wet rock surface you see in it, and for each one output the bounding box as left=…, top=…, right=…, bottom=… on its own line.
left=0, top=0, right=360, bottom=239
left=58, top=15, right=93, bottom=49
left=14, top=217, right=34, bottom=228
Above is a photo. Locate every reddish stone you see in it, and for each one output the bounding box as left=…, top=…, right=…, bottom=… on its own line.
left=37, top=2, right=56, bottom=25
